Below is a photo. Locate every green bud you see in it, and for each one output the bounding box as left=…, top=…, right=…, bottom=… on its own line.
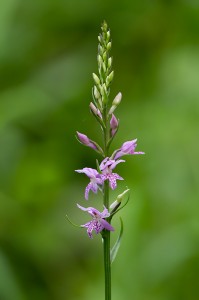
left=92, top=73, right=100, bottom=85
left=99, top=45, right=104, bottom=55
left=107, top=42, right=111, bottom=50
left=102, top=21, right=108, bottom=32
left=103, top=83, right=107, bottom=93
left=108, top=92, right=122, bottom=114
left=112, top=92, right=122, bottom=106
left=110, top=189, right=130, bottom=212
left=100, top=84, right=108, bottom=104
left=107, top=30, right=110, bottom=41
left=102, top=62, right=106, bottom=73
left=106, top=71, right=114, bottom=85
left=108, top=57, right=112, bottom=69
left=94, top=85, right=100, bottom=99
left=100, top=83, right=107, bottom=96
left=97, top=54, right=103, bottom=66
left=116, top=189, right=130, bottom=203
left=98, top=97, right=103, bottom=108
left=103, top=52, right=107, bottom=62
left=98, top=34, right=102, bottom=43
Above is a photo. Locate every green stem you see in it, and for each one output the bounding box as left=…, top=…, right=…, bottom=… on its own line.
left=103, top=105, right=111, bottom=300
left=103, top=220, right=111, bottom=300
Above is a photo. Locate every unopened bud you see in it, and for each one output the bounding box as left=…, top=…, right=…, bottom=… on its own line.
left=107, top=30, right=110, bottom=41
left=110, top=189, right=130, bottom=212
left=76, top=131, right=97, bottom=150
left=103, top=52, right=107, bottom=62
left=94, top=85, right=100, bottom=99
left=76, top=131, right=104, bottom=154
left=89, top=102, right=102, bottom=118
left=102, top=62, right=106, bottom=73
left=107, top=42, right=111, bottom=50
left=113, top=92, right=122, bottom=106
left=109, top=92, right=122, bottom=114
left=116, top=189, right=130, bottom=202
left=102, top=21, right=108, bottom=32
left=108, top=57, right=112, bottom=69
left=92, top=73, right=100, bottom=85
left=97, top=55, right=103, bottom=65
left=110, top=114, right=119, bottom=137
left=98, top=34, right=102, bottom=43
left=99, top=45, right=103, bottom=55
left=106, top=71, right=114, bottom=85
left=100, top=84, right=108, bottom=104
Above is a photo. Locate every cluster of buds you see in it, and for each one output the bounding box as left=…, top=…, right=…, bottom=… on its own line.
left=92, top=21, right=114, bottom=110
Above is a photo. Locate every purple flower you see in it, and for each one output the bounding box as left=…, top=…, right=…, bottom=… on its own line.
left=100, top=157, right=124, bottom=190
left=76, top=132, right=97, bottom=150
left=75, top=168, right=103, bottom=200
left=114, top=139, right=145, bottom=160
left=77, top=204, right=114, bottom=238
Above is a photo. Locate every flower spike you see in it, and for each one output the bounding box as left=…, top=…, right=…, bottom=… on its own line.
left=70, top=22, right=145, bottom=299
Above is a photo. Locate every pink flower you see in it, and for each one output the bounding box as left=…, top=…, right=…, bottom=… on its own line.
left=77, top=204, right=114, bottom=238
left=75, top=168, right=103, bottom=200
left=114, top=139, right=145, bottom=160
left=100, top=157, right=124, bottom=190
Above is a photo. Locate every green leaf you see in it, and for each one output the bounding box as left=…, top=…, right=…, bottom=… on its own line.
left=110, top=217, right=123, bottom=264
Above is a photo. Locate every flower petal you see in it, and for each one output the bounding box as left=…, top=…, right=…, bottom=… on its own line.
left=100, top=219, right=114, bottom=231
left=77, top=204, right=101, bottom=216
left=75, top=167, right=98, bottom=178
left=109, top=159, right=125, bottom=170
left=85, top=182, right=92, bottom=200
left=101, top=206, right=110, bottom=218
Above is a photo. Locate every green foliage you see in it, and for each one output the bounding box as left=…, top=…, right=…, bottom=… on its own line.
left=0, top=1, right=199, bottom=299
left=110, top=218, right=123, bottom=264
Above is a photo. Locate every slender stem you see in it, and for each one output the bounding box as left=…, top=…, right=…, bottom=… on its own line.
left=103, top=105, right=111, bottom=300
left=103, top=222, right=111, bottom=300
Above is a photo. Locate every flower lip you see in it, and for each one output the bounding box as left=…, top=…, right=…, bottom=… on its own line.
left=75, top=167, right=99, bottom=179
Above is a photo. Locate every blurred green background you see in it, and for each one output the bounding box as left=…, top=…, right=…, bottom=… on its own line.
left=0, top=0, right=199, bottom=299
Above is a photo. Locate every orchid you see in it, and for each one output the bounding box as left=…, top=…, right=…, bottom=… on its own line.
left=114, top=139, right=145, bottom=160
left=77, top=204, right=114, bottom=238
left=69, top=22, right=145, bottom=300
left=75, top=168, right=103, bottom=200
left=100, top=157, right=124, bottom=190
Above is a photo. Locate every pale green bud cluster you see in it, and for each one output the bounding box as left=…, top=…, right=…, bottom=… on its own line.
left=92, top=21, right=114, bottom=109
